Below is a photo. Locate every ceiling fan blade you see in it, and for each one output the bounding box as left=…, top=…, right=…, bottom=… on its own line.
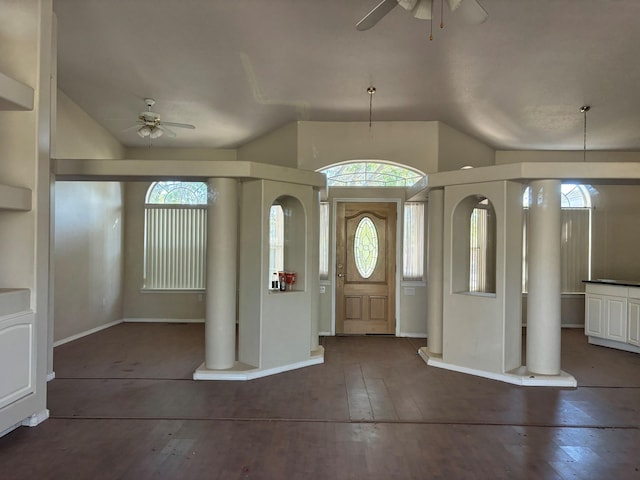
left=448, top=0, right=488, bottom=24
left=162, top=121, right=196, bottom=129
left=156, top=125, right=176, bottom=137
left=122, top=122, right=144, bottom=132
left=356, top=0, right=398, bottom=31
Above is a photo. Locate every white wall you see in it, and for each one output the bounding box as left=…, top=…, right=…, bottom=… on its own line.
left=125, top=147, right=236, bottom=162
left=437, top=122, right=495, bottom=171
left=54, top=89, right=125, bottom=343
left=297, top=121, right=439, bottom=173
left=54, top=182, right=124, bottom=341
left=237, top=122, right=298, bottom=167
left=591, top=184, right=640, bottom=281
left=55, top=89, right=125, bottom=159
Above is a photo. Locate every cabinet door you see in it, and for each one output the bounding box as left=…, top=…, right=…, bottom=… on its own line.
left=628, top=299, right=640, bottom=347
left=585, top=294, right=604, bottom=336
left=604, top=296, right=627, bottom=342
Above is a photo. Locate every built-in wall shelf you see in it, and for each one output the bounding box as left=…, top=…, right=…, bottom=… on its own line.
left=0, top=72, right=34, bottom=111
left=0, top=183, right=32, bottom=211
left=0, top=289, right=31, bottom=317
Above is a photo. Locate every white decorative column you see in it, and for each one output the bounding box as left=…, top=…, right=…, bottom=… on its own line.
left=526, top=179, right=561, bottom=375
left=204, top=178, right=238, bottom=370
left=425, top=188, right=444, bottom=356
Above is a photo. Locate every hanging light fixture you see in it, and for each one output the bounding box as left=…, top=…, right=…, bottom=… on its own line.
left=149, top=127, right=163, bottom=139
left=137, top=125, right=152, bottom=138
left=367, top=86, right=376, bottom=129
left=580, top=105, right=591, bottom=162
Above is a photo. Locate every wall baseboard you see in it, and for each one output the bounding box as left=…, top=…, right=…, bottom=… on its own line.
left=399, top=332, right=428, bottom=338
left=53, top=319, right=123, bottom=347
left=21, top=409, right=50, bottom=427
left=122, top=317, right=205, bottom=324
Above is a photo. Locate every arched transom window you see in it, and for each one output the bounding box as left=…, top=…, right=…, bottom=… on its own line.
left=522, top=183, right=591, bottom=209
left=319, top=161, right=423, bottom=187
left=146, top=181, right=208, bottom=205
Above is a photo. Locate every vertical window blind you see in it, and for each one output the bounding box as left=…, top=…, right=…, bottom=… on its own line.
left=469, top=207, right=488, bottom=292
left=403, top=202, right=425, bottom=281
left=144, top=205, right=207, bottom=289
left=319, top=202, right=329, bottom=279
left=522, top=208, right=590, bottom=293
left=269, top=205, right=284, bottom=276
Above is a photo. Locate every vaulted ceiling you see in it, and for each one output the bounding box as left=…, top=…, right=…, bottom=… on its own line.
left=53, top=0, right=640, bottom=151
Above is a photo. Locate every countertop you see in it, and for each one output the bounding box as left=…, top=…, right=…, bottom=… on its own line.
left=583, top=279, right=640, bottom=288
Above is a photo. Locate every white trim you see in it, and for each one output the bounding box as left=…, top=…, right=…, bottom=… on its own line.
left=193, top=347, right=324, bottom=381
left=53, top=319, right=123, bottom=347
left=21, top=409, right=50, bottom=427
left=418, top=348, right=577, bottom=387
left=319, top=331, right=331, bottom=336
left=47, top=371, right=55, bottom=382
left=123, top=317, right=205, bottom=324
left=400, top=332, right=427, bottom=338
left=0, top=421, right=21, bottom=438
left=331, top=198, right=403, bottom=337
left=588, top=336, right=640, bottom=354
left=562, top=323, right=585, bottom=329
left=401, top=280, right=426, bottom=287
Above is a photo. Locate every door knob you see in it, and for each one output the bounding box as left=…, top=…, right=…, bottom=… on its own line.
left=337, top=273, right=345, bottom=278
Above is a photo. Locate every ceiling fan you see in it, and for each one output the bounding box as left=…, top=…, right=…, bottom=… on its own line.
left=356, top=0, right=488, bottom=31
left=126, top=98, right=196, bottom=139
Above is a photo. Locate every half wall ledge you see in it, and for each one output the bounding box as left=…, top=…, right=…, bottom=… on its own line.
left=418, top=347, right=577, bottom=387
left=193, top=347, right=324, bottom=381
left=52, top=159, right=326, bottom=188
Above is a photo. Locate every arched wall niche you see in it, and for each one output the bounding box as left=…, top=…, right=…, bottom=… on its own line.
left=451, top=195, right=497, bottom=295
left=270, top=194, right=307, bottom=291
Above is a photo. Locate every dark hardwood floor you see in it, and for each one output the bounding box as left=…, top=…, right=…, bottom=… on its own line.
left=0, top=323, right=639, bottom=479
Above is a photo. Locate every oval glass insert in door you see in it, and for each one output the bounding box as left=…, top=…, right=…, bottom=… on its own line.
left=354, top=216, right=379, bottom=278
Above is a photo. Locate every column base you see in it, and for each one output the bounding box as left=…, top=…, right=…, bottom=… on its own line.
left=193, top=346, right=324, bottom=381
left=418, top=347, right=576, bottom=387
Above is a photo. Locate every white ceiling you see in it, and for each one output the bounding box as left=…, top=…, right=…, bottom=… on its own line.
left=53, top=0, right=640, bottom=151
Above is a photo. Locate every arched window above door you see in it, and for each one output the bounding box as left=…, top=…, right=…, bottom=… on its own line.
left=319, top=161, right=424, bottom=187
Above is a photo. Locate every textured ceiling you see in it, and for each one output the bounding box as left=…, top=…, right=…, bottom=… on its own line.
left=53, top=0, right=640, bottom=151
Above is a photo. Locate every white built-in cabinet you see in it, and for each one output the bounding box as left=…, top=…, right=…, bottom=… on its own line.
left=627, top=293, right=640, bottom=347
left=584, top=282, right=640, bottom=354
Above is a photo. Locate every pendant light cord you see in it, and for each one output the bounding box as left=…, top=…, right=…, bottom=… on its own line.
left=581, top=105, right=590, bottom=162
left=367, top=87, right=376, bottom=128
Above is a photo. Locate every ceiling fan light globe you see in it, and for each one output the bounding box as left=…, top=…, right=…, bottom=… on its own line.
left=149, top=127, right=163, bottom=139
left=456, top=0, right=488, bottom=24
left=398, top=0, right=433, bottom=20
left=137, top=125, right=151, bottom=138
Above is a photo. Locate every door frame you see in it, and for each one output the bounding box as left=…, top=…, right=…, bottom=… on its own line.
left=330, top=197, right=402, bottom=336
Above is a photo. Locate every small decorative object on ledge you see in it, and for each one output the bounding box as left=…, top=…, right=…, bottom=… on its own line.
left=285, top=272, right=297, bottom=291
